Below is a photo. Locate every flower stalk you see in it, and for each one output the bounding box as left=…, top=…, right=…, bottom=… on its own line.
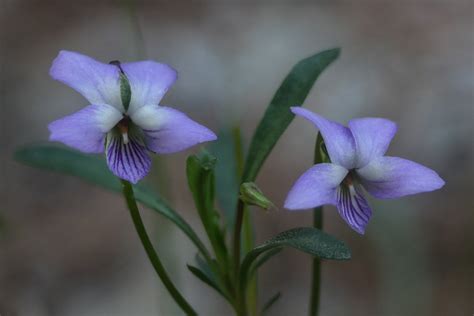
left=309, top=206, right=323, bottom=316
left=121, top=179, right=197, bottom=316
left=309, top=132, right=328, bottom=316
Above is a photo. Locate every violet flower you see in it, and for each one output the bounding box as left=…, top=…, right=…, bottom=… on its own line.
left=284, top=107, right=444, bottom=234
left=48, top=51, right=217, bottom=183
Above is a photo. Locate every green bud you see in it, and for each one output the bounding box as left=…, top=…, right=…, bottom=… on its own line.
left=239, top=182, right=275, bottom=210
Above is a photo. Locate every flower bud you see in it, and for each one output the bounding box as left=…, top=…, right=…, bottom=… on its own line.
left=239, top=182, right=275, bottom=210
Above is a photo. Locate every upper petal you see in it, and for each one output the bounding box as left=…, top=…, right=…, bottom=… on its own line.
left=348, top=118, right=397, bottom=168
left=291, top=107, right=356, bottom=169
left=48, top=104, right=122, bottom=153
left=131, top=105, right=217, bottom=154
left=50, top=51, right=123, bottom=111
left=284, top=163, right=348, bottom=210
left=357, top=156, right=445, bottom=199
left=121, top=61, right=177, bottom=114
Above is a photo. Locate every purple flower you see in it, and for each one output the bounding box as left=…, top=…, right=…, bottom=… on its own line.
left=48, top=51, right=217, bottom=183
left=284, top=107, right=445, bottom=234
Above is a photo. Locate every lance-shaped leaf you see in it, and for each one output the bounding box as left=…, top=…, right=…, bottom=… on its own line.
left=208, top=128, right=243, bottom=228
left=240, top=227, right=350, bottom=292
left=186, top=152, right=229, bottom=265
left=242, top=48, right=340, bottom=182
left=14, top=143, right=212, bottom=261
left=187, top=265, right=227, bottom=299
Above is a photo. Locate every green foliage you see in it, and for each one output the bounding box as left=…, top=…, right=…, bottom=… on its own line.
left=242, top=48, right=340, bottom=182
left=240, top=227, right=351, bottom=294
left=209, top=128, right=242, bottom=228
left=13, top=144, right=212, bottom=261
left=186, top=151, right=229, bottom=271
left=187, top=264, right=228, bottom=299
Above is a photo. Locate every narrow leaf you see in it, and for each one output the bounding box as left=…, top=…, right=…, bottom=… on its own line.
left=249, top=247, right=282, bottom=277
left=240, top=227, right=350, bottom=292
left=242, top=48, right=340, bottom=182
left=208, top=128, right=242, bottom=228
left=187, top=264, right=227, bottom=298
left=14, top=144, right=211, bottom=261
left=186, top=152, right=229, bottom=266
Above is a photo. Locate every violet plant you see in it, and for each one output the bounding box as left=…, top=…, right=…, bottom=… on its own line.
left=14, top=48, right=444, bottom=316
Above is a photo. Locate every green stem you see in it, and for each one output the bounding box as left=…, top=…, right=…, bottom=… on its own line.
left=309, top=206, right=323, bottom=316
left=309, top=132, right=326, bottom=316
left=121, top=180, right=197, bottom=316
left=233, top=198, right=245, bottom=276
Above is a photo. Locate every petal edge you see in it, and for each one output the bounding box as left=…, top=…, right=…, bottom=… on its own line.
left=357, top=156, right=445, bottom=199
left=284, top=163, right=348, bottom=210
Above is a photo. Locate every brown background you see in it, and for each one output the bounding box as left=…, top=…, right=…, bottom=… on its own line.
left=1, top=1, right=473, bottom=315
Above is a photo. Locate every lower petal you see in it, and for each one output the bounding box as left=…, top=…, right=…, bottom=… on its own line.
left=284, top=163, right=348, bottom=210
left=105, top=132, right=151, bottom=183
left=131, top=105, right=217, bottom=154
left=336, top=184, right=372, bottom=234
left=48, top=104, right=122, bottom=153
left=356, top=156, right=445, bottom=199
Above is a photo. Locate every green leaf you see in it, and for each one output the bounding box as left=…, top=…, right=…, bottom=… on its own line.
left=208, top=128, right=242, bottom=228
left=249, top=247, right=282, bottom=277
left=242, top=48, right=340, bottom=182
left=240, top=227, right=350, bottom=292
left=261, top=292, right=281, bottom=315
left=186, top=152, right=229, bottom=266
left=14, top=143, right=212, bottom=261
left=187, top=264, right=227, bottom=299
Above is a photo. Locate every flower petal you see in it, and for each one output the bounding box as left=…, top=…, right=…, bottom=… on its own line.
left=336, top=183, right=372, bottom=234
left=49, top=104, right=122, bottom=153
left=357, top=156, right=445, bottom=199
left=284, top=163, right=348, bottom=210
left=121, top=61, right=177, bottom=114
left=105, top=132, right=151, bottom=183
left=348, top=118, right=397, bottom=168
left=50, top=51, right=122, bottom=110
left=131, top=105, right=217, bottom=154
left=291, top=107, right=356, bottom=169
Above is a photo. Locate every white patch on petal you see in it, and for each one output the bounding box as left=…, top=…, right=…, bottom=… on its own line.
left=95, top=103, right=124, bottom=132
left=130, top=105, right=168, bottom=130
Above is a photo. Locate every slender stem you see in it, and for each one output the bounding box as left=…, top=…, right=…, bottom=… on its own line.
left=309, top=132, right=326, bottom=316
left=233, top=198, right=245, bottom=275
left=309, top=206, right=323, bottom=316
left=121, top=180, right=197, bottom=316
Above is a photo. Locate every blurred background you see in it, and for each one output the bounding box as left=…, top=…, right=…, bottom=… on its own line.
left=1, top=0, right=473, bottom=315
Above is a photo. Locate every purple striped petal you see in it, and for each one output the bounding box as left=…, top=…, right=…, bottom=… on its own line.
left=348, top=118, right=397, bottom=168
left=336, top=183, right=372, bottom=234
left=105, top=133, right=151, bottom=183
left=49, top=51, right=122, bottom=111
left=291, top=107, right=356, bottom=169
left=121, top=61, right=177, bottom=114
left=356, top=156, right=445, bottom=199
left=131, top=105, right=217, bottom=154
left=284, top=163, right=348, bottom=210
left=49, top=104, right=122, bottom=153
